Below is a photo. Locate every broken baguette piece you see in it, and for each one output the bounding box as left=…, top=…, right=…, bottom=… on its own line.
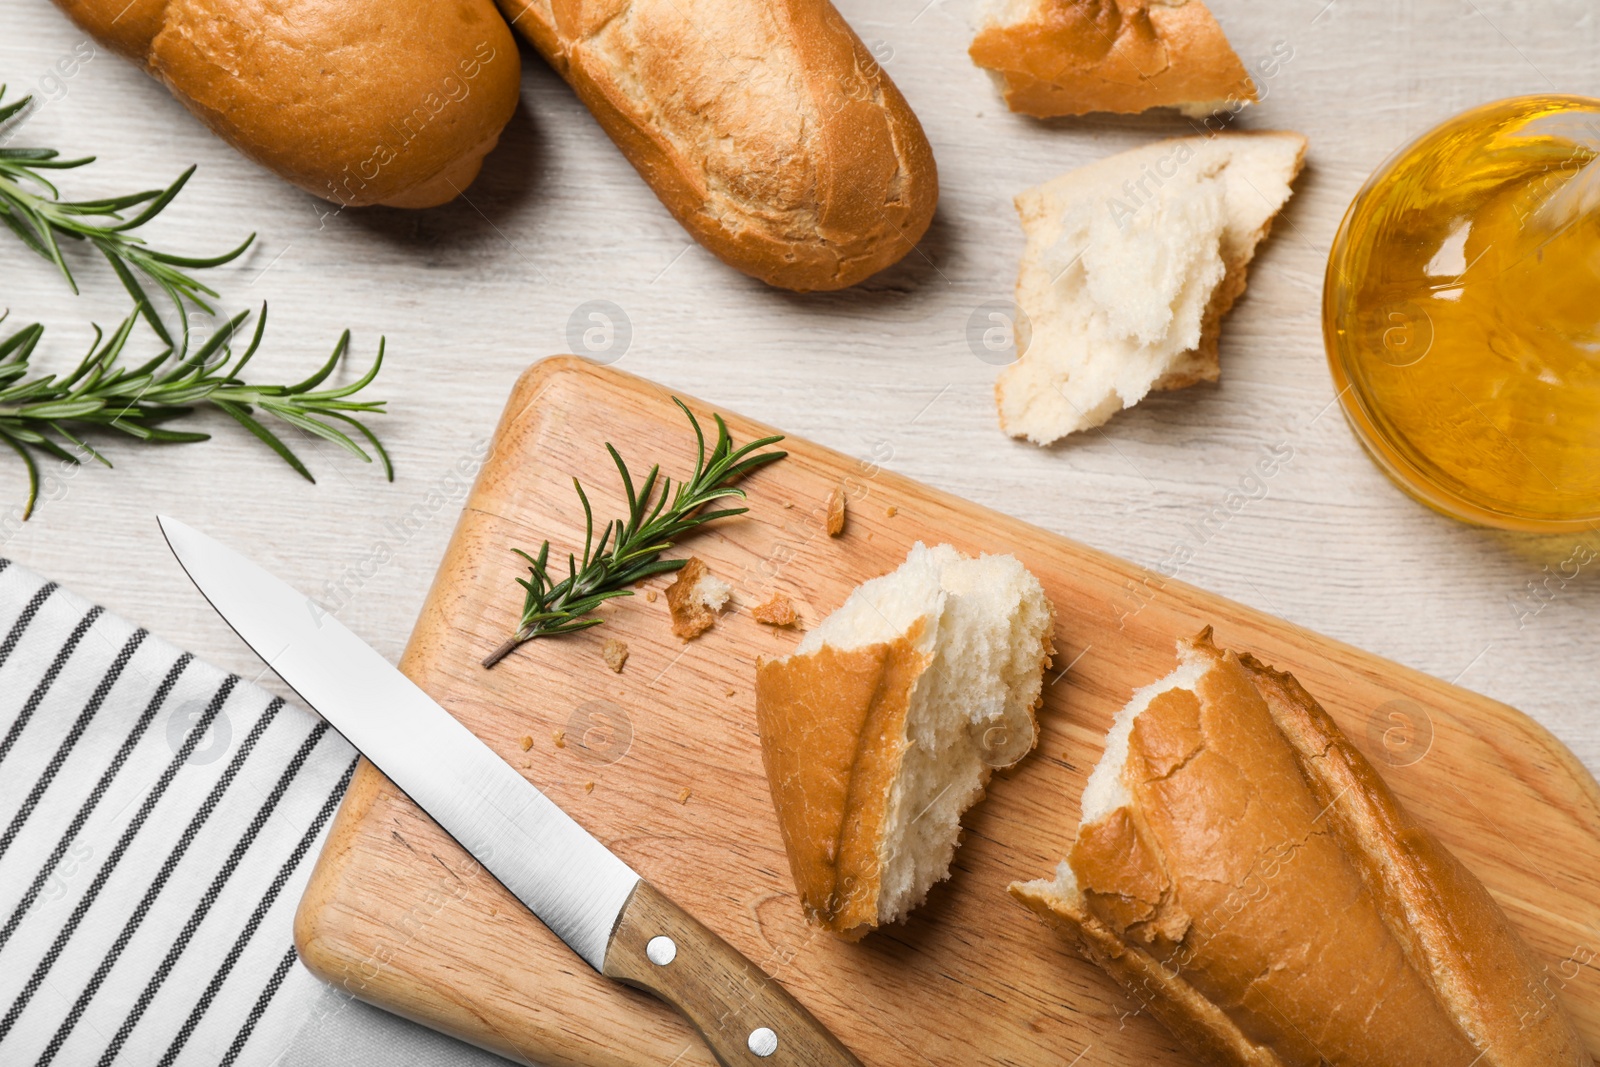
left=996, top=132, right=1306, bottom=444
left=969, top=0, right=1256, bottom=118
left=756, top=543, right=1054, bottom=939
left=1011, top=630, right=1592, bottom=1067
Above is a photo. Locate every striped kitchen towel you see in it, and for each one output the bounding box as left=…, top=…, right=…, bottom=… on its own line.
left=0, top=555, right=361, bottom=1067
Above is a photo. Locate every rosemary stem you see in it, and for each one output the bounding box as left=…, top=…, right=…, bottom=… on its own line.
left=481, top=634, right=527, bottom=669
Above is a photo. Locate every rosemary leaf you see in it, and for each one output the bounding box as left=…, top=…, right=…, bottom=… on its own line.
left=0, top=85, right=252, bottom=345
left=0, top=304, right=391, bottom=519
left=483, top=399, right=786, bottom=668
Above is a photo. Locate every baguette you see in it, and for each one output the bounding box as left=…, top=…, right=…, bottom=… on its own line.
left=969, top=0, right=1256, bottom=118
left=1012, top=630, right=1592, bottom=1067
left=996, top=132, right=1306, bottom=444
left=756, top=543, right=1052, bottom=938
left=54, top=0, right=521, bottom=208
left=493, top=0, right=939, bottom=291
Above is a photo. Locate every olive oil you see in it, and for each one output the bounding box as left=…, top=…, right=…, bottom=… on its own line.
left=1325, top=96, right=1600, bottom=531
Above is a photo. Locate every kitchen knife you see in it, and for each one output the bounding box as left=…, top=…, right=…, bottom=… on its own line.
left=158, top=516, right=863, bottom=1067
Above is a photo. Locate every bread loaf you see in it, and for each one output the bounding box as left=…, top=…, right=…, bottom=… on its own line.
left=755, top=543, right=1052, bottom=938
left=493, top=0, right=939, bottom=291
left=54, top=0, right=521, bottom=208
left=969, top=0, right=1256, bottom=118
left=997, top=131, right=1305, bottom=444
left=1012, top=630, right=1592, bottom=1067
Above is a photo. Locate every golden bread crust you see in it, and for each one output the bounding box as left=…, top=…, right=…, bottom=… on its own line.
left=496, top=0, right=938, bottom=291
left=969, top=0, right=1256, bottom=118
left=54, top=0, right=520, bottom=207
left=754, top=626, right=932, bottom=939
left=1014, top=630, right=1594, bottom=1066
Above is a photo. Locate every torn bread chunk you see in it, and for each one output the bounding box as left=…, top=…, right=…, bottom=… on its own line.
left=969, top=0, right=1256, bottom=118
left=756, top=543, right=1055, bottom=939
left=1011, top=630, right=1592, bottom=1067
left=665, top=557, right=730, bottom=640
left=996, top=132, right=1306, bottom=444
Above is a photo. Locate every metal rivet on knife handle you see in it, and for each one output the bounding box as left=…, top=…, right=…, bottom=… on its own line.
left=647, top=936, right=677, bottom=966
left=748, top=1028, right=779, bottom=1057
left=602, top=881, right=864, bottom=1066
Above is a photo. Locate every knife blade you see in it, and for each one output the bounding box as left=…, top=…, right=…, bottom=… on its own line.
left=159, top=516, right=863, bottom=1067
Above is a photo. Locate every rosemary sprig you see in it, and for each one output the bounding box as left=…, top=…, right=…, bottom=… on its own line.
left=0, top=303, right=391, bottom=519
left=483, top=399, right=786, bottom=668
left=0, top=86, right=252, bottom=345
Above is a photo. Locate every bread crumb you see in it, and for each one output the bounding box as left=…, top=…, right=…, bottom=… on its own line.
left=645, top=590, right=658, bottom=603
left=665, top=557, right=729, bottom=640
left=553, top=729, right=566, bottom=748
left=602, top=638, right=629, bottom=673
left=782, top=500, right=794, bottom=509
left=825, top=485, right=846, bottom=536
left=678, top=788, right=692, bottom=805
left=519, top=735, right=533, bottom=752
left=751, top=592, right=797, bottom=627
left=584, top=781, right=595, bottom=794
left=725, top=686, right=736, bottom=697
left=885, top=505, right=898, bottom=517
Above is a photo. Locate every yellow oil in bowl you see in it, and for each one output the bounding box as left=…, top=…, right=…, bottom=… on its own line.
left=1325, top=95, right=1600, bottom=531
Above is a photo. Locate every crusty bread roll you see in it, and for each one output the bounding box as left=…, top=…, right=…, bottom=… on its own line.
left=969, top=0, right=1256, bottom=118
left=756, top=543, right=1053, bottom=939
left=493, top=0, right=939, bottom=291
left=54, top=0, right=521, bottom=208
left=996, top=131, right=1305, bottom=444
left=1012, top=630, right=1593, bottom=1067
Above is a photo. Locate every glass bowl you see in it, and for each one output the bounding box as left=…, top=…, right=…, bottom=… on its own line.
left=1324, top=95, right=1600, bottom=532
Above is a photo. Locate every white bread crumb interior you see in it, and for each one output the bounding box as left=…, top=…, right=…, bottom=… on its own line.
left=690, top=572, right=731, bottom=612
left=997, top=133, right=1305, bottom=444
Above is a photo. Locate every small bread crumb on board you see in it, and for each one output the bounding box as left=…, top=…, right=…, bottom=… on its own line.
left=519, top=735, right=534, bottom=752
left=825, top=484, right=846, bottom=536
left=645, top=589, right=658, bottom=603
left=885, top=505, right=898, bottom=517
left=751, top=592, right=798, bottom=627
left=553, top=729, right=566, bottom=748
left=678, top=788, right=692, bottom=805
left=602, top=638, right=629, bottom=673
left=665, top=557, right=729, bottom=640
left=583, top=781, right=595, bottom=794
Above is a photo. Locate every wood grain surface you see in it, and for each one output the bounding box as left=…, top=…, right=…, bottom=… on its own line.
left=295, top=359, right=1600, bottom=1067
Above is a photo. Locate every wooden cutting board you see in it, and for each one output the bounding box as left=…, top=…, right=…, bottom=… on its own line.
left=296, top=358, right=1600, bottom=1066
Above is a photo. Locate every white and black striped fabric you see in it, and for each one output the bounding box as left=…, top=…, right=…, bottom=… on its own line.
left=0, top=556, right=360, bottom=1067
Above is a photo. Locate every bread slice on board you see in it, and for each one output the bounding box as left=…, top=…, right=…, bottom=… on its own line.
left=492, top=0, right=938, bottom=291
left=1011, top=630, right=1593, bottom=1067
left=755, top=543, right=1053, bottom=940
left=996, top=131, right=1306, bottom=445
left=53, top=0, right=520, bottom=208
left=969, top=0, right=1256, bottom=118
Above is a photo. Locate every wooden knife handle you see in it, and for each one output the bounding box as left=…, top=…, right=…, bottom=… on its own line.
left=602, top=880, right=865, bottom=1067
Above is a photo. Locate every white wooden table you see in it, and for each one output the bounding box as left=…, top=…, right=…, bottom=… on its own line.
left=2, top=0, right=1596, bottom=794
